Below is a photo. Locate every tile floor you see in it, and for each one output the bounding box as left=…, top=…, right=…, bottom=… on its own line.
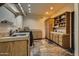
left=30, top=39, right=74, bottom=56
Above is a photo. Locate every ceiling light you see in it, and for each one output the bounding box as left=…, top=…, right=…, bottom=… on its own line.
left=50, top=7, right=53, bottom=10
left=28, top=4, right=31, bottom=7
left=28, top=8, right=31, bottom=11
left=45, top=12, right=49, bottom=14
left=29, top=10, right=31, bottom=13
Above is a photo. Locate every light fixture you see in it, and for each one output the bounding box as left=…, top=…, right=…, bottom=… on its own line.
left=28, top=4, right=31, bottom=7
left=28, top=4, right=31, bottom=14
left=50, top=7, right=53, bottom=10
left=29, top=10, right=31, bottom=13
left=28, top=8, right=31, bottom=13
left=28, top=8, right=31, bottom=11
left=45, top=12, right=49, bottom=14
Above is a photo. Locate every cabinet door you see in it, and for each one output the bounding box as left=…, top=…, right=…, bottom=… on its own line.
left=54, top=34, right=57, bottom=43
left=53, top=34, right=55, bottom=42
left=0, top=42, right=11, bottom=56
left=50, top=34, right=53, bottom=41
left=56, top=34, right=59, bottom=43
left=12, top=40, right=28, bottom=56
left=59, top=35, right=63, bottom=46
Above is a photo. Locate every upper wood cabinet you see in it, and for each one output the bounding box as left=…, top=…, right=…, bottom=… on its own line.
left=53, top=12, right=70, bottom=34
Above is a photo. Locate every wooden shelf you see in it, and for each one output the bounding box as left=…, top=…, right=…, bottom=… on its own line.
left=53, top=12, right=70, bottom=34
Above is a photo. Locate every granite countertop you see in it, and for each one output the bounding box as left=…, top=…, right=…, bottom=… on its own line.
left=0, top=35, right=29, bottom=42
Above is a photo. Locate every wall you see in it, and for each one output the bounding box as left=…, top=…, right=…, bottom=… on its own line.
left=23, top=16, right=41, bottom=29
left=0, top=6, right=23, bottom=33
left=16, top=15, right=23, bottom=28
left=74, top=3, right=79, bottom=56
left=23, top=16, right=48, bottom=38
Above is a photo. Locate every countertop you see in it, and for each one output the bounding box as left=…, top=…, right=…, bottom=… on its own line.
left=0, top=35, right=29, bottom=42
left=50, top=32, right=66, bottom=35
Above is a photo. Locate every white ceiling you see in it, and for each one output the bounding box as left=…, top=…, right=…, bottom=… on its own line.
left=20, top=3, right=74, bottom=17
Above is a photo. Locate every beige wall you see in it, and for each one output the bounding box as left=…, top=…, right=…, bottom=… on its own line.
left=23, top=16, right=48, bottom=38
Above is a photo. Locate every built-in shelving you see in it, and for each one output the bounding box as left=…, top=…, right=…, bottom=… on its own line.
left=53, top=12, right=70, bottom=34
left=50, top=12, right=71, bottom=48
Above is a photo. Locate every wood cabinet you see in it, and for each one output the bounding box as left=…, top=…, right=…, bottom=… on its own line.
left=50, top=12, right=71, bottom=48
left=0, top=42, right=11, bottom=56
left=11, top=40, right=28, bottom=56
left=0, top=40, right=29, bottom=56
left=51, top=33, right=70, bottom=48
left=45, top=12, right=72, bottom=49
left=53, top=12, right=70, bottom=34
left=45, top=18, right=54, bottom=39
left=32, top=30, right=42, bottom=39
left=59, top=34, right=70, bottom=48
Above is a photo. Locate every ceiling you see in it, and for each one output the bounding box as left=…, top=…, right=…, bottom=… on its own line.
left=20, top=3, right=74, bottom=18
left=2, top=3, right=74, bottom=18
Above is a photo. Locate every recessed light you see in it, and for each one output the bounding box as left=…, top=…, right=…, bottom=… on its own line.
left=45, top=12, right=49, bottom=14
left=50, top=7, right=53, bottom=10
left=28, top=4, right=31, bottom=7
left=29, top=10, right=31, bottom=13
left=28, top=8, right=31, bottom=11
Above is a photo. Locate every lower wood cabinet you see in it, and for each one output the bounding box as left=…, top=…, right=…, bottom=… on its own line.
left=11, top=40, right=28, bottom=56
left=0, top=40, right=29, bottom=56
left=50, top=33, right=70, bottom=49
left=32, top=30, right=42, bottom=39
left=0, top=42, right=11, bottom=56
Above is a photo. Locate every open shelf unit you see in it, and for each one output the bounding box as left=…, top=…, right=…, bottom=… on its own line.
left=53, top=12, right=70, bottom=34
